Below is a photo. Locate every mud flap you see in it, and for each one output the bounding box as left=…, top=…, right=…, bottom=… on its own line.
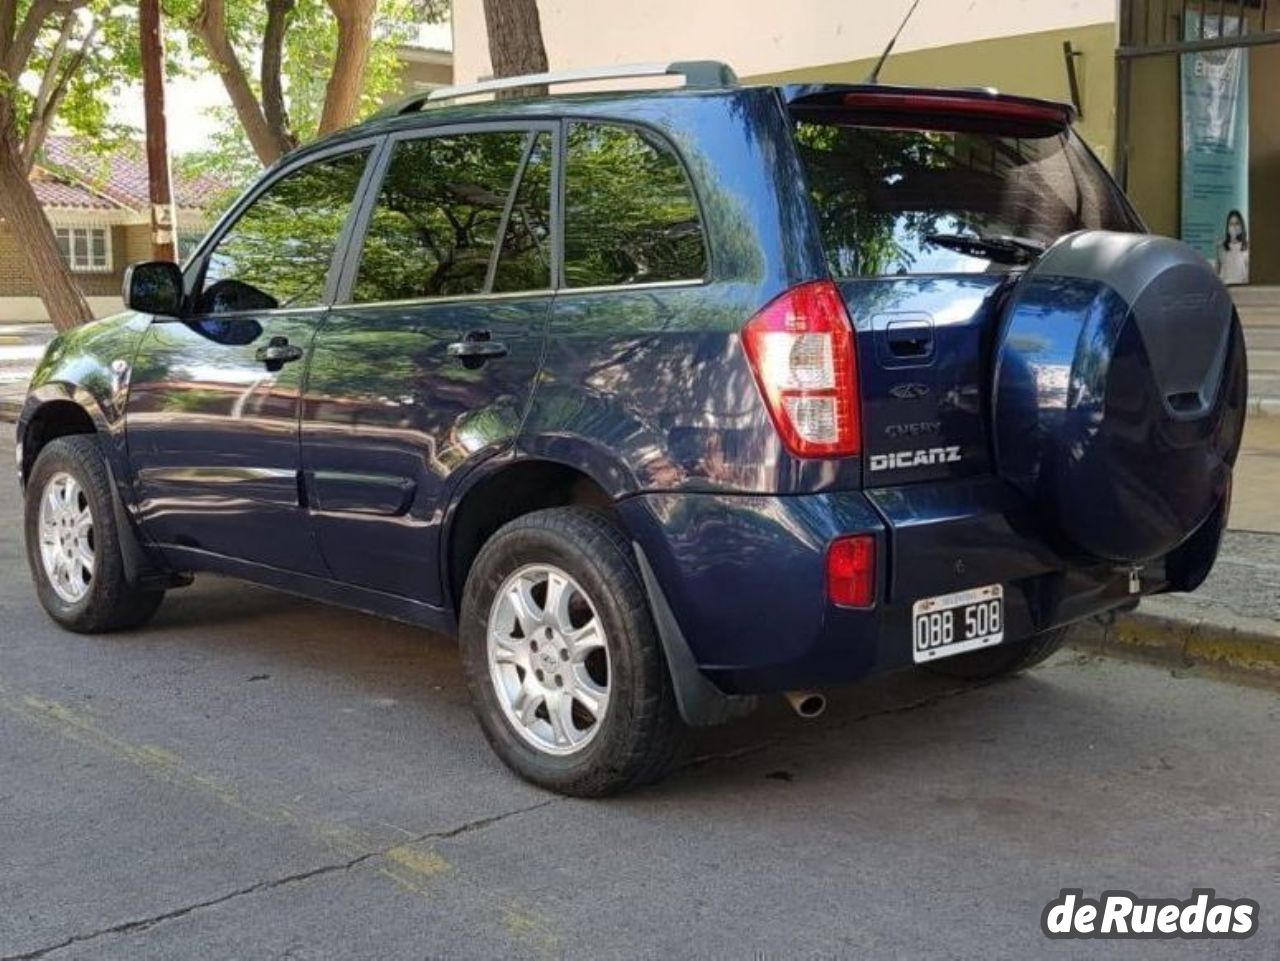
left=633, top=544, right=757, bottom=727
left=103, top=458, right=191, bottom=592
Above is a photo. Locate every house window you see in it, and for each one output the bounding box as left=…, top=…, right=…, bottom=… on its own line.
left=54, top=226, right=111, bottom=273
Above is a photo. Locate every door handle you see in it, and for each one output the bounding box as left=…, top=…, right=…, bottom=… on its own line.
left=885, top=321, right=934, bottom=360
left=255, top=336, right=304, bottom=371
left=447, top=331, right=509, bottom=366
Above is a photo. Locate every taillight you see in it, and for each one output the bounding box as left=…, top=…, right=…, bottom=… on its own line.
left=742, top=281, right=860, bottom=458
left=827, top=535, right=876, bottom=608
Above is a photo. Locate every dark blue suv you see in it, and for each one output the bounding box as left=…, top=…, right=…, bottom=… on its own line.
left=16, top=63, right=1248, bottom=795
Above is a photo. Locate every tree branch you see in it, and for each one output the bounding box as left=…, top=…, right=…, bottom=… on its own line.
left=19, top=11, right=90, bottom=170
left=191, top=0, right=285, bottom=166
left=31, top=11, right=73, bottom=111
left=5, top=0, right=88, bottom=80
left=261, top=0, right=296, bottom=153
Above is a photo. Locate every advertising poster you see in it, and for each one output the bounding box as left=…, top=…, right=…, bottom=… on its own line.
left=1181, top=11, right=1251, bottom=285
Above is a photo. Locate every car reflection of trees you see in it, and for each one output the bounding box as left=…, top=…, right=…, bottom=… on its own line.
left=202, top=151, right=370, bottom=312
left=354, top=133, right=530, bottom=302
left=531, top=289, right=795, bottom=493
left=792, top=122, right=1095, bottom=279
left=564, top=123, right=706, bottom=288
left=300, top=319, right=524, bottom=479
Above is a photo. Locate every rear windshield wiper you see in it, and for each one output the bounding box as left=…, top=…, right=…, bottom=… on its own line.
left=924, top=233, right=1047, bottom=266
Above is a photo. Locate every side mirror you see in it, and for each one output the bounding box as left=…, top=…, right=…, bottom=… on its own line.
left=123, top=261, right=185, bottom=317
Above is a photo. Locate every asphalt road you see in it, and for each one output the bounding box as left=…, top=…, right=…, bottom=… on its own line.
left=1, top=435, right=1278, bottom=961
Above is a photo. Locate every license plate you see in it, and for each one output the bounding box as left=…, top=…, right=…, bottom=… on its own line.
left=911, top=584, right=1004, bottom=663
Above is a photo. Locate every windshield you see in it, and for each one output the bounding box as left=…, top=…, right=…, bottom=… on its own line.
left=792, top=118, right=1142, bottom=278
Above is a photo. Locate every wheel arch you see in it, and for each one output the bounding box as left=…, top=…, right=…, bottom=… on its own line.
left=442, top=456, right=625, bottom=613
left=18, top=389, right=110, bottom=488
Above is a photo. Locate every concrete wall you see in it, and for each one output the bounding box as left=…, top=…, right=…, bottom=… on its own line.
left=453, top=0, right=1117, bottom=87
left=1248, top=44, right=1280, bottom=285
left=1123, top=53, right=1180, bottom=237
left=395, top=49, right=453, bottom=96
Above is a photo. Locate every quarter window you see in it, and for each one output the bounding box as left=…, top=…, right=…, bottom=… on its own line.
left=353, top=131, right=530, bottom=302
left=55, top=227, right=110, bottom=272
left=197, top=149, right=370, bottom=314
left=563, top=123, right=706, bottom=288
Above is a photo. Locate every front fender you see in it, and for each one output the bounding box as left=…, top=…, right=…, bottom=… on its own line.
left=17, top=312, right=151, bottom=493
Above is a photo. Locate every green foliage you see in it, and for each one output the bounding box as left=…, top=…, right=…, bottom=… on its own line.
left=170, top=0, right=442, bottom=180
left=5, top=1, right=144, bottom=152
left=171, top=107, right=263, bottom=201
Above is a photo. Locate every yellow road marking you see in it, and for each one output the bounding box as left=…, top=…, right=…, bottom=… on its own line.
left=0, top=682, right=562, bottom=956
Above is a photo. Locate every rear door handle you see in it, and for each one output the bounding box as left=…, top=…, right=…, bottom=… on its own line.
left=885, top=321, right=934, bottom=359
left=255, top=336, right=304, bottom=371
left=447, top=331, right=509, bottom=365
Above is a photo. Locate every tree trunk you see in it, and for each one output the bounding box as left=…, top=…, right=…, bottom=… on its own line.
left=0, top=135, right=93, bottom=331
left=317, top=0, right=375, bottom=136
left=261, top=0, right=298, bottom=152
left=482, top=0, right=548, bottom=97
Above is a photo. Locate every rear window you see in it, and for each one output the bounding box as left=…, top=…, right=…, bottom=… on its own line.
left=793, top=119, right=1140, bottom=278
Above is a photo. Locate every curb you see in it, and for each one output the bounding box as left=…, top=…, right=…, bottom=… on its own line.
left=1070, top=608, right=1280, bottom=683
left=1246, top=397, right=1280, bottom=418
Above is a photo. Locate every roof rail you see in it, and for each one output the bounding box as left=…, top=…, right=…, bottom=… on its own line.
left=384, top=60, right=739, bottom=115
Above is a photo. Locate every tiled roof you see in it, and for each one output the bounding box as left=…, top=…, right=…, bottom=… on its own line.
left=30, top=171, right=121, bottom=210
left=39, top=136, right=230, bottom=212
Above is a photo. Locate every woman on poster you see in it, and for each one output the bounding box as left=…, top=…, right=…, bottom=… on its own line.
left=1216, top=209, right=1250, bottom=286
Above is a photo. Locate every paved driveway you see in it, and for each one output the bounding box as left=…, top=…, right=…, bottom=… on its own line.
left=1, top=434, right=1277, bottom=960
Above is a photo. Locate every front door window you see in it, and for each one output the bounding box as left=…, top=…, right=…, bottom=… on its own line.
left=198, top=150, right=371, bottom=314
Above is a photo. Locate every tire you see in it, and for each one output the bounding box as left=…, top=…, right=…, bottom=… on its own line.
left=459, top=507, right=683, bottom=797
left=24, top=435, right=165, bottom=633
left=922, top=626, right=1068, bottom=681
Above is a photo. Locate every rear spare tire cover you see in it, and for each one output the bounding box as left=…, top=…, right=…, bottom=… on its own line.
left=993, top=231, right=1247, bottom=564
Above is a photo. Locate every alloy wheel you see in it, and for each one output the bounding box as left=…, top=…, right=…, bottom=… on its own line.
left=38, top=471, right=95, bottom=604
left=486, top=563, right=611, bottom=756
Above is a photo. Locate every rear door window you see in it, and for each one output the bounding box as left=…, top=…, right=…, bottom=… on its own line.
left=793, top=120, right=1140, bottom=278
left=563, top=122, right=706, bottom=288
left=353, top=131, right=531, bottom=302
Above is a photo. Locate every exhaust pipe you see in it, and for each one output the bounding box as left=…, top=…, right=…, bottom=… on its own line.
left=784, top=690, right=826, bottom=719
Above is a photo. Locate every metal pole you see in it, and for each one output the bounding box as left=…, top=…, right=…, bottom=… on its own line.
left=140, top=0, right=177, bottom=262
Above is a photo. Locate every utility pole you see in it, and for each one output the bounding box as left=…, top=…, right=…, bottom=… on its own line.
left=140, top=0, right=177, bottom=261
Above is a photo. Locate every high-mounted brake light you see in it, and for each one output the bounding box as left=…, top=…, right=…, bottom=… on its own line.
left=840, top=91, right=1071, bottom=128
left=742, top=281, right=860, bottom=458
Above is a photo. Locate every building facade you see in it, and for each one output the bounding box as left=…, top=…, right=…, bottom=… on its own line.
left=0, top=137, right=227, bottom=321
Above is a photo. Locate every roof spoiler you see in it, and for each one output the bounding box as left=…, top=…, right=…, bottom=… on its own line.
left=784, top=84, right=1076, bottom=129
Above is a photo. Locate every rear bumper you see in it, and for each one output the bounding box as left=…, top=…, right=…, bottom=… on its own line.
left=619, top=477, right=1182, bottom=696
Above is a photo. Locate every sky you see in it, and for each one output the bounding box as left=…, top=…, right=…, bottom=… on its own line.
left=109, top=21, right=453, bottom=155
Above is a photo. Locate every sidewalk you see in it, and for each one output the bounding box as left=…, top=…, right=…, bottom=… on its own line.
left=1075, top=528, right=1280, bottom=681
left=0, top=323, right=53, bottom=420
